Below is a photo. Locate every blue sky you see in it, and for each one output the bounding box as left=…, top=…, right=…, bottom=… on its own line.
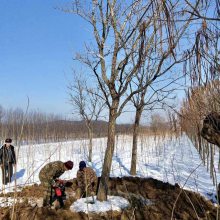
left=0, top=0, right=188, bottom=123
left=0, top=0, right=91, bottom=117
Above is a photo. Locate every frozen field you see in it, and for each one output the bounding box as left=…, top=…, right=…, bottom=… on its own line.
left=0, top=135, right=219, bottom=202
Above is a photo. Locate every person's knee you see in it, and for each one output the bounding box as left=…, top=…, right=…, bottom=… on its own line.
left=75, top=188, right=83, bottom=199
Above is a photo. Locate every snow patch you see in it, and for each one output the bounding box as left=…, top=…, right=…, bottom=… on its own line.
left=70, top=196, right=129, bottom=214
left=0, top=197, right=43, bottom=207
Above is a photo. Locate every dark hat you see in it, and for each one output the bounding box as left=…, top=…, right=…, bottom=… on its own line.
left=79, top=161, right=86, bottom=169
left=5, top=138, right=12, bottom=143
left=64, top=161, right=74, bottom=170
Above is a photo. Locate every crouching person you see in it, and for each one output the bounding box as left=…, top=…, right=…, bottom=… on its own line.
left=76, top=161, right=98, bottom=199
left=39, top=160, right=73, bottom=206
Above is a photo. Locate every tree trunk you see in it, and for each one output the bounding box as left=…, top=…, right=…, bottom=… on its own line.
left=130, top=108, right=142, bottom=175
left=88, top=126, right=93, bottom=162
left=97, top=103, right=118, bottom=201
left=210, top=144, right=214, bottom=184
left=218, top=148, right=220, bottom=172
left=197, top=125, right=202, bottom=155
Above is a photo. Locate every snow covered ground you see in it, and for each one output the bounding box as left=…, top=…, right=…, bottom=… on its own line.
left=70, top=196, right=130, bottom=213
left=0, top=134, right=219, bottom=204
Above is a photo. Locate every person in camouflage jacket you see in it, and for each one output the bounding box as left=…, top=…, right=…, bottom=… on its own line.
left=76, top=161, right=98, bottom=199
left=39, top=160, right=73, bottom=206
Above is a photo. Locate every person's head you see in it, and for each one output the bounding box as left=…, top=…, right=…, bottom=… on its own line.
left=5, top=138, right=12, bottom=147
left=64, top=161, right=74, bottom=170
left=79, top=161, right=86, bottom=171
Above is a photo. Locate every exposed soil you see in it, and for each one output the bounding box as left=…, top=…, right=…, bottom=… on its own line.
left=0, top=177, right=218, bottom=220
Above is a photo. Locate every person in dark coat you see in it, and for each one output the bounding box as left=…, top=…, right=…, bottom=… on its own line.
left=0, top=138, right=16, bottom=185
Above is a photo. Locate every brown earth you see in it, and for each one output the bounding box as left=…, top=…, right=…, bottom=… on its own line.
left=0, top=177, right=218, bottom=220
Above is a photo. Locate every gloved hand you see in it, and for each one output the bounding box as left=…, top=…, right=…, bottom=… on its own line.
left=51, top=178, right=63, bottom=187
left=50, top=179, right=56, bottom=186
left=65, top=181, right=73, bottom=187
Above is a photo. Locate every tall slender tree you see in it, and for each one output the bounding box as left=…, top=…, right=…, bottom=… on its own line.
left=68, top=75, right=105, bottom=162
left=68, top=0, right=202, bottom=201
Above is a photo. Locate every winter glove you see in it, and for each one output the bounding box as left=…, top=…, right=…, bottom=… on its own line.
left=65, top=181, right=73, bottom=187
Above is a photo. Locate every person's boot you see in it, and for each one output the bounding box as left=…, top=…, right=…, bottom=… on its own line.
left=43, top=198, right=49, bottom=207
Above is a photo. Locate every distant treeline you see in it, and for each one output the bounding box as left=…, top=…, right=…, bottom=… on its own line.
left=0, top=107, right=144, bottom=145
left=0, top=106, right=172, bottom=145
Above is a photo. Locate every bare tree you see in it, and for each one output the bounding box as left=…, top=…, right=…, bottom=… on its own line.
left=0, top=105, right=4, bottom=140
left=68, top=75, right=105, bottom=162
left=129, top=53, right=181, bottom=175
left=179, top=80, right=220, bottom=182
left=150, top=113, right=167, bottom=135
left=183, top=0, right=219, bottom=88
left=179, top=0, right=220, bottom=179
left=66, top=0, right=201, bottom=201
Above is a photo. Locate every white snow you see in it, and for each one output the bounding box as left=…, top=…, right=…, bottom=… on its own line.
left=0, top=197, right=43, bottom=207
left=0, top=134, right=219, bottom=208
left=70, top=196, right=129, bottom=213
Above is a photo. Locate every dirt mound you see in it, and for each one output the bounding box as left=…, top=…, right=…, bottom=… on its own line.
left=0, top=184, right=45, bottom=198
left=0, top=177, right=218, bottom=220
